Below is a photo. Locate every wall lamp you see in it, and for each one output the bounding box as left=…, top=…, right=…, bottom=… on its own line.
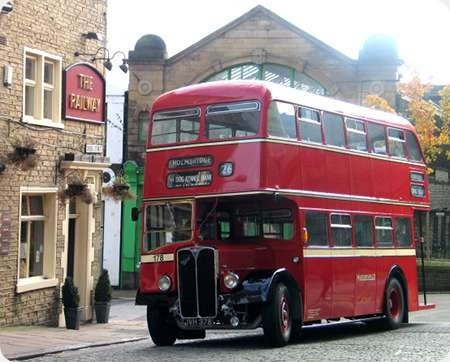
left=74, top=47, right=128, bottom=73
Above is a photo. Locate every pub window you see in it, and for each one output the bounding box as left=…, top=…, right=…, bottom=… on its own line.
left=406, top=131, right=423, bottom=162
left=395, top=218, right=412, bottom=247
left=330, top=214, right=352, bottom=247
left=305, top=211, right=328, bottom=246
left=346, top=118, right=367, bottom=152
left=268, top=101, right=297, bottom=139
left=388, top=128, right=407, bottom=158
left=23, top=48, right=62, bottom=126
left=18, top=188, right=58, bottom=293
left=298, top=107, right=322, bottom=143
left=323, top=112, right=345, bottom=147
left=354, top=215, right=374, bottom=247
left=138, top=111, right=150, bottom=143
left=375, top=217, right=393, bottom=246
left=368, top=123, right=387, bottom=155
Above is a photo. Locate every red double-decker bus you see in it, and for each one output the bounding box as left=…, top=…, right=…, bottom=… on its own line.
left=135, top=81, right=431, bottom=347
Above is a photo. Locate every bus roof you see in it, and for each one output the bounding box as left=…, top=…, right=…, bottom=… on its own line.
left=152, top=80, right=414, bottom=131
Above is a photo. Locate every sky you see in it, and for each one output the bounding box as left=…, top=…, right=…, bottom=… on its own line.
left=105, top=0, right=450, bottom=95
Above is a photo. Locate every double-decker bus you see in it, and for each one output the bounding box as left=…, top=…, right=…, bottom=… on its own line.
left=134, top=81, right=432, bottom=347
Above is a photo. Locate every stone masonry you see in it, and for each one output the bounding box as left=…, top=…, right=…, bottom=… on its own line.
left=0, top=0, right=107, bottom=327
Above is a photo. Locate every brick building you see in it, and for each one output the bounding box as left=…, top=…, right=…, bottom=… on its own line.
left=0, top=0, right=109, bottom=326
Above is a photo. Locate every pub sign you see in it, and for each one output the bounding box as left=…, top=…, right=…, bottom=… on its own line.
left=64, top=63, right=105, bottom=123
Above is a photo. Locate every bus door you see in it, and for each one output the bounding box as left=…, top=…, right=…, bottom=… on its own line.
left=329, top=213, right=355, bottom=317
left=302, top=211, right=333, bottom=321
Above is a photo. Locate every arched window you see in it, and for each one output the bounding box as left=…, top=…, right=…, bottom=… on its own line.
left=204, top=63, right=327, bottom=96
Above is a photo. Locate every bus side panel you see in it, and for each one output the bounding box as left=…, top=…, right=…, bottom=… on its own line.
left=303, top=255, right=333, bottom=321
left=375, top=255, right=419, bottom=313
left=332, top=256, right=355, bottom=317
left=262, top=143, right=301, bottom=190
left=353, top=255, right=377, bottom=316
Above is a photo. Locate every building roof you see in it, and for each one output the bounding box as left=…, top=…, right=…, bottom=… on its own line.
left=167, top=5, right=355, bottom=65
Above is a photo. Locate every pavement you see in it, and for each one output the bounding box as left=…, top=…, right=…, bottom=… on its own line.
left=0, top=292, right=448, bottom=361
left=0, top=290, right=148, bottom=361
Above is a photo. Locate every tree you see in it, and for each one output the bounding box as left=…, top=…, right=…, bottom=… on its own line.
left=363, top=76, right=450, bottom=170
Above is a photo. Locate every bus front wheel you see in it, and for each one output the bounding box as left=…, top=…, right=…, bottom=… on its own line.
left=147, top=306, right=177, bottom=346
left=383, top=278, right=406, bottom=329
left=262, top=283, right=292, bottom=347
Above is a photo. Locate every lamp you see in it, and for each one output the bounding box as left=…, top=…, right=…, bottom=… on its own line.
left=74, top=47, right=128, bottom=73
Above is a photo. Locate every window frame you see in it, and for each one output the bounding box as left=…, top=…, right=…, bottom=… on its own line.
left=330, top=213, right=352, bottom=247
left=345, top=118, right=368, bottom=152
left=387, top=127, right=407, bottom=159
left=375, top=216, right=394, bottom=247
left=322, top=111, right=346, bottom=148
left=23, top=47, right=62, bottom=128
left=305, top=211, right=329, bottom=247
left=205, top=101, right=261, bottom=140
left=298, top=106, right=323, bottom=144
left=267, top=101, right=297, bottom=140
left=353, top=214, right=374, bottom=247
left=17, top=187, right=58, bottom=293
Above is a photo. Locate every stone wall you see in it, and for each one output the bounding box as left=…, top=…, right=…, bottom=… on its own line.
left=0, top=0, right=107, bottom=327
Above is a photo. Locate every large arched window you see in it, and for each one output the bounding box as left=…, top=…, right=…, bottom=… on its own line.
left=204, top=63, right=327, bottom=95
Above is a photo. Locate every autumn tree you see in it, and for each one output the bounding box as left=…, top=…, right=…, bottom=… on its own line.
left=363, top=76, right=450, bottom=170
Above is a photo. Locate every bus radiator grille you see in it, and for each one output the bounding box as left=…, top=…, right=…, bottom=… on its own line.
left=177, top=247, right=217, bottom=318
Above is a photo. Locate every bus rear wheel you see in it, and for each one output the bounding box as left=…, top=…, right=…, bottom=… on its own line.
left=383, top=278, right=406, bottom=329
left=262, top=283, right=292, bottom=347
left=147, top=306, right=177, bottom=346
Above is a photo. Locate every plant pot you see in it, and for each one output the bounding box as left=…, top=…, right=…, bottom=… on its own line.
left=94, top=302, right=111, bottom=323
left=64, top=307, right=81, bottom=330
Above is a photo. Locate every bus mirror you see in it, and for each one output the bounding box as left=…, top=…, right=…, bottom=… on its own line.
left=131, top=207, right=139, bottom=221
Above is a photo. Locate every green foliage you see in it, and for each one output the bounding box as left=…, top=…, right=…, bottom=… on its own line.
left=95, top=269, right=112, bottom=302
left=62, top=277, right=80, bottom=308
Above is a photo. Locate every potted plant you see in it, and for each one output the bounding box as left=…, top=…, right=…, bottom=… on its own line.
left=58, top=174, right=94, bottom=204
left=62, top=277, right=81, bottom=330
left=94, top=269, right=112, bottom=323
left=8, top=136, right=39, bottom=171
left=102, top=175, right=135, bottom=202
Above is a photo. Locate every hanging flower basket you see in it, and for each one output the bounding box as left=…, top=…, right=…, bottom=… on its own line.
left=8, top=136, right=39, bottom=171
left=102, top=175, right=135, bottom=202
left=58, top=174, right=94, bottom=204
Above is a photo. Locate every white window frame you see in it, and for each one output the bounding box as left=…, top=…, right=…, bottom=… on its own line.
left=23, top=47, right=63, bottom=129
left=16, top=187, right=58, bottom=293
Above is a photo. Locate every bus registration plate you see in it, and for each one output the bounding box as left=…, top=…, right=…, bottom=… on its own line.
left=182, top=318, right=214, bottom=328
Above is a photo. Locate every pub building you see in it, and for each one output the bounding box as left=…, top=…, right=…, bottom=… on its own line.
left=0, top=0, right=109, bottom=327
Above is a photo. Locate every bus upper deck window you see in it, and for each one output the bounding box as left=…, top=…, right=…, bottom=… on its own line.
left=151, top=108, right=200, bottom=145
left=388, top=128, right=407, bottom=159
left=206, top=101, right=260, bottom=140
left=268, top=101, right=296, bottom=139
left=323, top=112, right=345, bottom=148
left=298, top=107, right=322, bottom=143
left=368, top=123, right=387, bottom=155
left=346, top=118, right=367, bottom=152
left=406, top=131, right=423, bottom=162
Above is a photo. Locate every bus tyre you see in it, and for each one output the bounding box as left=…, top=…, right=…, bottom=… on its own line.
left=147, top=306, right=177, bottom=346
left=262, top=283, right=292, bottom=347
left=383, top=278, right=406, bottom=330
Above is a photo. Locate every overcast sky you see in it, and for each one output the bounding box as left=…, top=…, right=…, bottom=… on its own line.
left=106, top=0, right=450, bottom=94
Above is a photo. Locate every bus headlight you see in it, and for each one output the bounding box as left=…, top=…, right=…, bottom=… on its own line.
left=224, top=272, right=239, bottom=289
left=158, top=274, right=172, bottom=292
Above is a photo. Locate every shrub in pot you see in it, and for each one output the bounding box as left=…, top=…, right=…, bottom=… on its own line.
left=94, top=269, right=112, bottom=323
left=62, top=277, right=81, bottom=330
